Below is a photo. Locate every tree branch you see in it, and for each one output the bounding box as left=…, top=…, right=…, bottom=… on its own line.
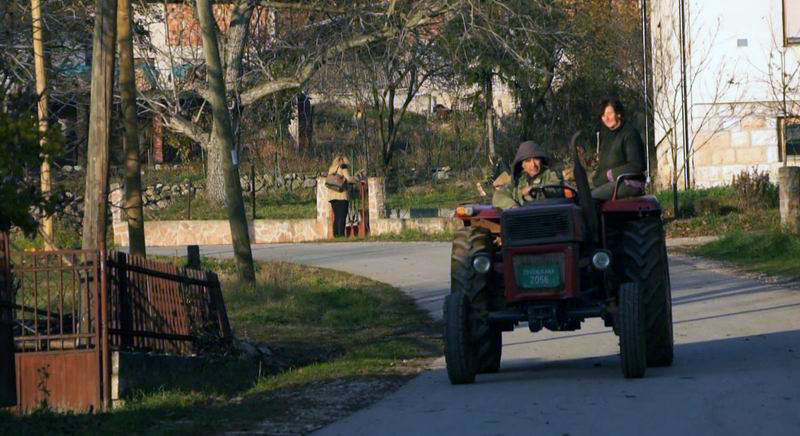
left=164, top=114, right=211, bottom=146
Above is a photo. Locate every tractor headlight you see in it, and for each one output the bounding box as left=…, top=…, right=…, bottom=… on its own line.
left=472, top=255, right=492, bottom=274
left=592, top=250, right=612, bottom=270
left=455, top=206, right=475, bottom=217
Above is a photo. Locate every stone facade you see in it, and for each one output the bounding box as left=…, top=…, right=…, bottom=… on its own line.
left=660, top=113, right=792, bottom=188
left=112, top=177, right=458, bottom=246
left=367, top=177, right=457, bottom=236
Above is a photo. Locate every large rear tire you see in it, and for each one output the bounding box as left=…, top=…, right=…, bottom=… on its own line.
left=619, top=282, right=646, bottom=378
left=444, top=291, right=477, bottom=384
left=619, top=218, right=674, bottom=367
left=451, top=226, right=499, bottom=374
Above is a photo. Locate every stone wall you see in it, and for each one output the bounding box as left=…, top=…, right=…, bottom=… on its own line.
left=659, top=110, right=800, bottom=188
left=367, top=177, right=457, bottom=237
left=690, top=114, right=783, bottom=187
left=112, top=177, right=457, bottom=246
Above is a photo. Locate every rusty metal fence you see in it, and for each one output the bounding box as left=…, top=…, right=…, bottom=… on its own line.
left=1, top=233, right=16, bottom=407
left=3, top=234, right=231, bottom=412
left=107, top=252, right=231, bottom=355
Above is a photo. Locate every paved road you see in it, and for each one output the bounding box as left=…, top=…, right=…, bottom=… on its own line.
left=149, top=242, right=800, bottom=436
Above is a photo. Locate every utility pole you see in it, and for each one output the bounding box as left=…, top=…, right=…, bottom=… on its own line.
left=679, top=0, right=691, bottom=190
left=81, top=0, right=117, bottom=253
left=31, top=0, right=53, bottom=249
left=640, top=0, right=652, bottom=184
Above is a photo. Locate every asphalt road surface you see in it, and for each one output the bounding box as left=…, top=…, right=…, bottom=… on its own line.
left=149, top=242, right=800, bottom=436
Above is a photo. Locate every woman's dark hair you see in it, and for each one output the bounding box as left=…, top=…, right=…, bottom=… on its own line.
left=599, top=98, right=625, bottom=119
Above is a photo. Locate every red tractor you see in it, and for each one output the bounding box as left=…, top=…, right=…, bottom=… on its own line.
left=443, top=136, right=673, bottom=383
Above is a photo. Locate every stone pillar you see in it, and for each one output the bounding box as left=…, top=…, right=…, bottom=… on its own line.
left=316, top=176, right=333, bottom=238
left=779, top=166, right=800, bottom=233
left=368, top=177, right=385, bottom=234
left=109, top=187, right=129, bottom=246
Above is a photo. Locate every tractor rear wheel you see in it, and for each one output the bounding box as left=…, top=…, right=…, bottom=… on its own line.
left=619, top=218, right=674, bottom=367
left=444, top=291, right=477, bottom=384
left=618, top=282, right=646, bottom=378
left=451, top=226, right=498, bottom=374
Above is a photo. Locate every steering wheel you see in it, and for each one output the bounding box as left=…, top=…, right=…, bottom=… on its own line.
left=537, top=184, right=577, bottom=198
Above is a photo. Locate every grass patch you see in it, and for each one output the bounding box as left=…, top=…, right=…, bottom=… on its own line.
left=691, top=229, right=800, bottom=279
left=145, top=190, right=316, bottom=221
left=2, top=260, right=439, bottom=435
left=666, top=209, right=780, bottom=238
left=368, top=228, right=455, bottom=242
left=385, top=179, right=480, bottom=210
left=654, top=186, right=781, bottom=238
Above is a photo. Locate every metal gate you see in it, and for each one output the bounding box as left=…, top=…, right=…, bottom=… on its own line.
left=10, top=248, right=109, bottom=412
left=0, top=233, right=16, bottom=407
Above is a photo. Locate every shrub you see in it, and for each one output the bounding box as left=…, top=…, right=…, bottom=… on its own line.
left=731, top=168, right=778, bottom=210
left=693, top=196, right=721, bottom=216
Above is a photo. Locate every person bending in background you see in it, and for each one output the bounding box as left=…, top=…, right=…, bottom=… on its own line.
left=327, top=155, right=354, bottom=237
left=589, top=98, right=646, bottom=200
left=492, top=140, right=566, bottom=209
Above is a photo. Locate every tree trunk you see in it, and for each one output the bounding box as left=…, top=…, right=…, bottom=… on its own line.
left=205, top=133, right=228, bottom=204
left=117, top=0, right=145, bottom=257
left=672, top=181, right=679, bottom=219
left=196, top=0, right=254, bottom=283
left=32, top=0, right=53, bottom=249
left=81, top=0, right=116, bottom=335
left=484, top=70, right=496, bottom=158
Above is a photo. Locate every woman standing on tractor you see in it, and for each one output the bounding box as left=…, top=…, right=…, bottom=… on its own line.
left=589, top=98, right=646, bottom=200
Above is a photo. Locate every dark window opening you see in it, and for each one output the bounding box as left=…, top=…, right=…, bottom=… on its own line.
left=786, top=123, right=800, bottom=156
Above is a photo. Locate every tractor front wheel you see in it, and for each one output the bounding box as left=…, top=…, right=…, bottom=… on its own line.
left=444, top=291, right=477, bottom=384
left=451, top=226, right=499, bottom=374
left=618, top=282, right=647, bottom=379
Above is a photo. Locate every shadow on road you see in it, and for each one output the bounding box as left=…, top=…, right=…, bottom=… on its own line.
left=479, top=329, right=800, bottom=384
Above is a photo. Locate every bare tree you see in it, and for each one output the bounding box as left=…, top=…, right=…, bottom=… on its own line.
left=652, top=4, right=745, bottom=214
left=194, top=0, right=255, bottom=282
left=117, top=0, right=146, bottom=257
left=134, top=0, right=455, bottom=203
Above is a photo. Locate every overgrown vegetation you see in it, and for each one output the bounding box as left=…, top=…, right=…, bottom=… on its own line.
left=1, top=260, right=440, bottom=435
left=692, top=230, right=800, bottom=279
left=658, top=169, right=781, bottom=237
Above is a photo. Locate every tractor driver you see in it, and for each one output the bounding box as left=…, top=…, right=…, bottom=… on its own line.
left=492, top=140, right=567, bottom=209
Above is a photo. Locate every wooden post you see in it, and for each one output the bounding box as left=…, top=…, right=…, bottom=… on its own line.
left=186, top=245, right=201, bottom=269
left=779, top=167, right=800, bottom=233
left=205, top=272, right=232, bottom=339
left=81, top=0, right=116, bottom=340
left=32, top=0, right=54, bottom=249
left=115, top=252, right=133, bottom=349
left=81, top=0, right=117, bottom=253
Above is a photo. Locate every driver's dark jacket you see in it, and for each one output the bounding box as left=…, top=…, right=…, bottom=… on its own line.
left=592, top=123, right=645, bottom=188
left=492, top=169, right=563, bottom=209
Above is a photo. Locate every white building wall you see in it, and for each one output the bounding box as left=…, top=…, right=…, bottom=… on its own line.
left=652, top=0, right=800, bottom=189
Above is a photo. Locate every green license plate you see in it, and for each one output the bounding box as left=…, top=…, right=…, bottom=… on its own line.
left=518, top=263, right=561, bottom=288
